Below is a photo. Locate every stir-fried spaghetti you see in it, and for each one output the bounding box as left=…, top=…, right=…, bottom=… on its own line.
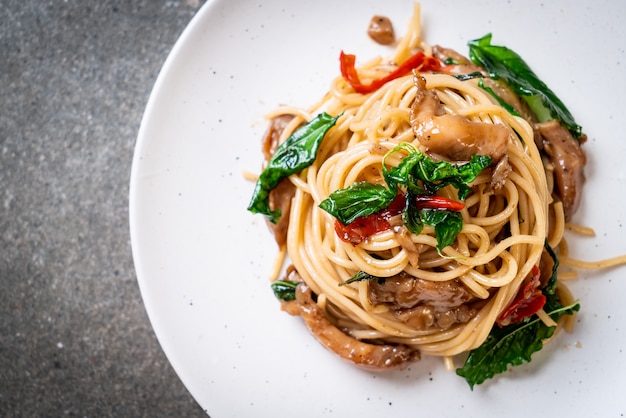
left=247, top=3, right=626, bottom=386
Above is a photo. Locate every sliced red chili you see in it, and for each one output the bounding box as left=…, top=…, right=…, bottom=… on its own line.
left=414, top=194, right=465, bottom=211
left=340, top=50, right=441, bottom=94
left=334, top=215, right=389, bottom=245
left=335, top=194, right=405, bottom=245
left=497, top=265, right=547, bottom=327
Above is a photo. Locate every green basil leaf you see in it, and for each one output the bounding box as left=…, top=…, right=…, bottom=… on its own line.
left=456, top=301, right=580, bottom=389
left=543, top=241, right=560, bottom=294
left=522, top=94, right=553, bottom=123
left=270, top=279, right=299, bottom=301
left=414, top=154, right=492, bottom=200
left=417, top=153, right=492, bottom=184
left=383, top=143, right=491, bottom=200
left=339, top=271, right=378, bottom=286
left=468, top=33, right=583, bottom=138
left=453, top=71, right=484, bottom=81
left=319, top=182, right=395, bottom=225
left=420, top=209, right=463, bottom=252
left=477, top=79, right=522, bottom=117
left=248, top=112, right=341, bottom=223
left=382, top=142, right=422, bottom=188
left=402, top=190, right=424, bottom=236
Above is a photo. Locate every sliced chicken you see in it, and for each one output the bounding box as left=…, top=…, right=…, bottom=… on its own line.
left=537, top=120, right=586, bottom=220
left=282, top=282, right=420, bottom=371
left=367, top=15, right=395, bottom=45
left=368, top=272, right=473, bottom=309
left=432, top=45, right=484, bottom=75
left=261, top=115, right=297, bottom=246
left=410, top=75, right=510, bottom=163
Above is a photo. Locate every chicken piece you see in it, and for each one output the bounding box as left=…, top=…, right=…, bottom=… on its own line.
left=282, top=282, right=420, bottom=371
left=394, top=304, right=476, bottom=330
left=368, top=272, right=473, bottom=310
left=267, top=179, right=295, bottom=247
left=367, top=15, right=395, bottom=45
left=432, top=45, right=534, bottom=119
left=261, top=115, right=297, bottom=246
left=490, top=154, right=512, bottom=191
left=261, top=114, right=294, bottom=162
left=432, top=45, right=484, bottom=75
left=369, top=273, right=476, bottom=331
left=481, top=78, right=538, bottom=124
left=410, top=75, right=510, bottom=163
left=537, top=120, right=586, bottom=220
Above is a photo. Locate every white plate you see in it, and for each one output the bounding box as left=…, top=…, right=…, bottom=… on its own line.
left=129, top=0, right=626, bottom=416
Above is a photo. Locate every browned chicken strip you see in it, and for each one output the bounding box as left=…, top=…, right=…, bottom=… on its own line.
left=367, top=15, right=395, bottom=45
left=282, top=282, right=420, bottom=371
left=410, top=75, right=510, bottom=163
left=432, top=45, right=484, bottom=75
left=537, top=120, right=587, bottom=220
left=261, top=115, right=297, bottom=246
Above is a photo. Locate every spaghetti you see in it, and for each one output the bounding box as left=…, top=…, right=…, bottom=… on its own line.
left=247, top=3, right=626, bottom=386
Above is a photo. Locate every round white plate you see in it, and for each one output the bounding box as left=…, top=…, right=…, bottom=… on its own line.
left=129, top=0, right=626, bottom=416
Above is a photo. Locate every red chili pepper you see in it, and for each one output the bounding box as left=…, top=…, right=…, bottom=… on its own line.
left=334, top=194, right=405, bottom=245
left=497, top=265, right=547, bottom=327
left=414, top=194, right=465, bottom=211
left=334, top=215, right=389, bottom=245
left=340, top=50, right=441, bottom=94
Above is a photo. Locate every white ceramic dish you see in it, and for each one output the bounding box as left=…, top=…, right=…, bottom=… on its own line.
left=129, top=0, right=626, bottom=416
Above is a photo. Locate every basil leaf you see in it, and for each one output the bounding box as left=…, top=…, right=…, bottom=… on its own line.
left=522, top=94, right=553, bottom=123
left=543, top=240, right=560, bottom=296
left=382, top=142, right=422, bottom=188
left=339, top=270, right=378, bottom=286
left=477, top=79, right=522, bottom=118
left=270, top=279, right=299, bottom=301
left=443, top=57, right=463, bottom=65
left=456, top=242, right=580, bottom=388
left=468, top=33, right=583, bottom=138
left=453, top=71, right=484, bottom=81
left=383, top=143, right=491, bottom=200
left=420, top=209, right=463, bottom=252
left=416, top=154, right=492, bottom=200
left=319, top=182, right=395, bottom=225
left=456, top=301, right=580, bottom=389
left=402, top=190, right=424, bottom=236
left=248, top=112, right=341, bottom=223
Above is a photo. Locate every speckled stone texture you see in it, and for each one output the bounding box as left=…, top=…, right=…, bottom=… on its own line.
left=1, top=1, right=207, bottom=416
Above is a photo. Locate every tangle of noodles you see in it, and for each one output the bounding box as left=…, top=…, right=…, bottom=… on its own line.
left=250, top=3, right=626, bottom=375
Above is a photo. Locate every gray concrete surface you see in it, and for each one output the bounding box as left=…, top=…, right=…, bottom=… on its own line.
left=1, top=1, right=209, bottom=416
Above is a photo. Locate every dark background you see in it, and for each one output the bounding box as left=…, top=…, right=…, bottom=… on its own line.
left=1, top=1, right=208, bottom=416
